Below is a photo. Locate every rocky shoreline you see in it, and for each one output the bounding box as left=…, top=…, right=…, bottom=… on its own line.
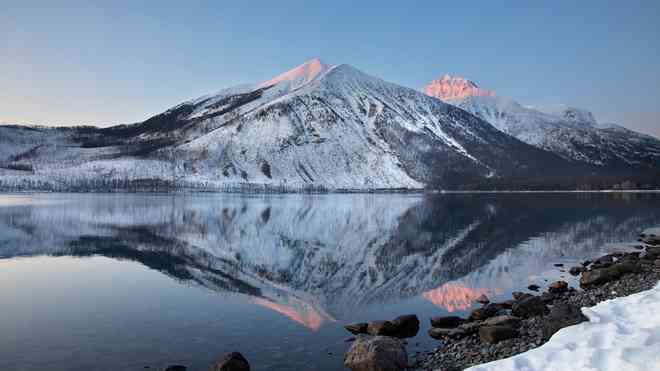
left=408, top=231, right=660, bottom=371
left=339, top=230, right=660, bottom=371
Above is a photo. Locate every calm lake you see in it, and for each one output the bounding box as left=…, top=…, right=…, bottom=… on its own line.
left=1, top=192, right=659, bottom=371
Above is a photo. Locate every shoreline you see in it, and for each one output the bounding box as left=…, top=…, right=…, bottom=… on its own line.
left=410, top=231, right=660, bottom=371
left=0, top=189, right=659, bottom=196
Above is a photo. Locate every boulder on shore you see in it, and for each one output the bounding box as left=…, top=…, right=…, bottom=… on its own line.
left=479, top=325, right=518, bottom=344
left=468, top=303, right=499, bottom=321
left=367, top=321, right=397, bottom=336
left=548, top=280, right=569, bottom=294
left=541, top=303, right=588, bottom=340
left=580, top=261, right=641, bottom=287
left=458, top=321, right=482, bottom=335
left=347, top=316, right=420, bottom=338
left=344, top=335, right=408, bottom=371
left=512, top=292, right=533, bottom=301
left=209, top=352, right=250, bottom=371
left=345, top=323, right=369, bottom=335
left=430, top=316, right=463, bottom=329
left=390, top=314, right=420, bottom=338
left=482, top=315, right=521, bottom=328
left=428, top=327, right=467, bottom=340
left=645, top=246, right=660, bottom=259
left=512, top=296, right=547, bottom=318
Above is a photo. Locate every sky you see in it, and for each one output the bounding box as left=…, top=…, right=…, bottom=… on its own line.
left=1, top=0, right=659, bottom=138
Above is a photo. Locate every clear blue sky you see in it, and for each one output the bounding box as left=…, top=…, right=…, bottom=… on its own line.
left=1, top=0, right=659, bottom=137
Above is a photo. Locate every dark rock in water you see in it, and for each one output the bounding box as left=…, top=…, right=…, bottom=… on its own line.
left=344, top=335, right=408, bottom=371
left=345, top=323, right=369, bottom=335
left=165, top=366, right=187, bottom=371
left=390, top=314, right=420, bottom=338
left=512, top=296, right=547, bottom=318
left=512, top=292, right=533, bottom=301
left=210, top=352, right=250, bottom=371
left=476, top=294, right=490, bottom=304
left=469, top=303, right=499, bottom=321
left=430, top=316, right=463, bottom=329
left=367, top=321, right=397, bottom=336
left=479, top=326, right=518, bottom=344
left=482, top=315, right=521, bottom=328
left=569, top=266, right=585, bottom=276
left=428, top=327, right=467, bottom=340
left=349, top=316, right=419, bottom=338
left=548, top=280, right=569, bottom=294
left=554, top=263, right=564, bottom=267
left=346, top=337, right=357, bottom=343
left=580, top=261, right=642, bottom=287
left=527, top=284, right=540, bottom=292
left=581, top=260, right=592, bottom=267
left=542, top=304, right=588, bottom=340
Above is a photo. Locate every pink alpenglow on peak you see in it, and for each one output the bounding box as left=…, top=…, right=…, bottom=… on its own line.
left=423, top=74, right=496, bottom=101
left=258, top=58, right=334, bottom=90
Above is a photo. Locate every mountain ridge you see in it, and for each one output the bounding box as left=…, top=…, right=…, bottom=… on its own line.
left=423, top=75, right=660, bottom=174
left=0, top=61, right=657, bottom=191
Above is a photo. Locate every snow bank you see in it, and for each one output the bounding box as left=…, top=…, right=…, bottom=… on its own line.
left=467, top=282, right=660, bottom=371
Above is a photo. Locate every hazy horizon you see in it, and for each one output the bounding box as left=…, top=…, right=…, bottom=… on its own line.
left=2, top=1, right=659, bottom=138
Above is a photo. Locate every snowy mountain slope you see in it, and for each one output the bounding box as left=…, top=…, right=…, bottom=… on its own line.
left=0, top=60, right=580, bottom=191
left=533, top=104, right=598, bottom=127
left=423, top=75, right=660, bottom=171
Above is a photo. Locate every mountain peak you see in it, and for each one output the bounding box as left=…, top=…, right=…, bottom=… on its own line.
left=258, top=58, right=334, bottom=90
left=423, top=74, right=496, bottom=101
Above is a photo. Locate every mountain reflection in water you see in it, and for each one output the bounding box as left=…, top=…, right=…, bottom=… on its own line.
left=1, top=192, right=659, bottom=324
left=423, top=282, right=500, bottom=312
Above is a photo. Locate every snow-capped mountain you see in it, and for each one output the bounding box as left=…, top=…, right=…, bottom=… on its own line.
left=423, top=75, right=660, bottom=171
left=0, top=59, right=577, bottom=191
left=423, top=74, right=496, bottom=100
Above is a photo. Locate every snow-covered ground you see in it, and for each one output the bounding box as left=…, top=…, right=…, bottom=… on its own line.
left=467, top=282, right=660, bottom=371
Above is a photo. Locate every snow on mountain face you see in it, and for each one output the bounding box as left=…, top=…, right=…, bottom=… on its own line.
left=424, top=76, right=660, bottom=170
left=533, top=104, right=598, bottom=127
left=0, top=60, right=576, bottom=191
left=423, top=74, right=496, bottom=100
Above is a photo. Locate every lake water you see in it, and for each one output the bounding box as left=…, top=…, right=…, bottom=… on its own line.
left=1, top=192, right=659, bottom=371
